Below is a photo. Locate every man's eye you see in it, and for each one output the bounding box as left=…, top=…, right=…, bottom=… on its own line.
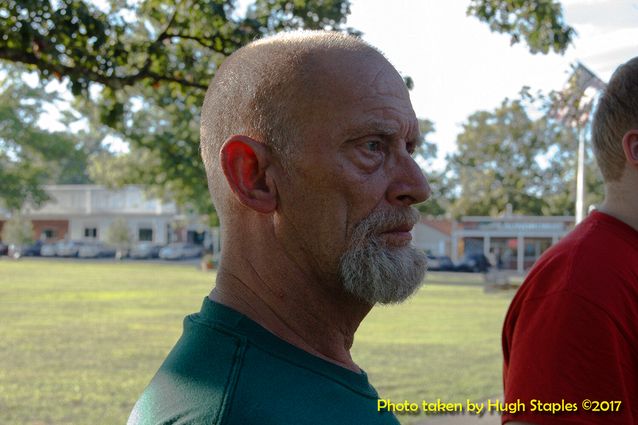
left=365, top=140, right=382, bottom=152
left=406, top=142, right=417, bottom=156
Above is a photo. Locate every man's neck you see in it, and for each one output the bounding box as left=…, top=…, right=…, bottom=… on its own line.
left=209, top=251, right=372, bottom=373
left=598, top=181, right=638, bottom=232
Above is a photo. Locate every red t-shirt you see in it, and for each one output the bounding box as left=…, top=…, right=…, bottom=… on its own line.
left=502, top=211, right=638, bottom=424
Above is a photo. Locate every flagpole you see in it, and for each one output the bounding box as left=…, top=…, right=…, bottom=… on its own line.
left=575, top=127, right=585, bottom=224
left=570, top=62, right=606, bottom=225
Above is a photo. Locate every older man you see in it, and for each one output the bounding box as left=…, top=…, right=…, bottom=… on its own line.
left=128, top=31, right=430, bottom=425
left=502, top=57, right=638, bottom=425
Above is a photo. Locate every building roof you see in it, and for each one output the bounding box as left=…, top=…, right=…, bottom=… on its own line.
left=461, top=215, right=574, bottom=223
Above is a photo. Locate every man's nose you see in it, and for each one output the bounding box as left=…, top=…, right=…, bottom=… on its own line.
left=387, top=156, right=431, bottom=207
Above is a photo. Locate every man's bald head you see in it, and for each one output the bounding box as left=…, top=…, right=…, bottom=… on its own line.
left=200, top=31, right=386, bottom=218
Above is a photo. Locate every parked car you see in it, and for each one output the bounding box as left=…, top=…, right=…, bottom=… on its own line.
left=427, top=255, right=455, bottom=271
left=426, top=255, right=440, bottom=269
left=78, top=241, right=117, bottom=258
left=159, top=243, right=203, bottom=260
left=56, top=240, right=87, bottom=257
left=130, top=242, right=163, bottom=259
left=8, top=240, right=43, bottom=259
left=40, top=242, right=59, bottom=257
left=0, top=242, right=8, bottom=256
left=455, top=253, right=491, bottom=273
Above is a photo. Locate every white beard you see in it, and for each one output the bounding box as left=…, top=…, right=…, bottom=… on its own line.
left=339, top=208, right=427, bottom=305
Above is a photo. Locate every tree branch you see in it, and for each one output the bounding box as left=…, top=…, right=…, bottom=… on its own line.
left=163, top=32, right=234, bottom=54
left=0, top=48, right=208, bottom=90
left=134, top=8, right=179, bottom=80
left=147, top=72, right=208, bottom=89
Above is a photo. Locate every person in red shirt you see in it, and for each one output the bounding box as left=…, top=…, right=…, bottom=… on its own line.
left=502, top=57, right=638, bottom=425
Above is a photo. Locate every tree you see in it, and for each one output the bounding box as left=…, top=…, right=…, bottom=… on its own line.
left=446, top=88, right=603, bottom=218
left=467, top=0, right=575, bottom=54
left=415, top=118, right=451, bottom=217
left=0, top=0, right=356, bottom=95
left=0, top=72, right=105, bottom=211
left=0, top=214, right=35, bottom=246
left=106, top=217, right=132, bottom=260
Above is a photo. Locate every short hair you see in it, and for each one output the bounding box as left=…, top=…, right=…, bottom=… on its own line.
left=592, top=56, right=638, bottom=182
left=200, top=30, right=381, bottom=217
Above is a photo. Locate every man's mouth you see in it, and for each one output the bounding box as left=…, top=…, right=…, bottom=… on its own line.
left=379, top=224, right=414, bottom=246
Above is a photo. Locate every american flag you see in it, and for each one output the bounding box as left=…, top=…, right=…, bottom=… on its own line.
left=554, top=62, right=607, bottom=127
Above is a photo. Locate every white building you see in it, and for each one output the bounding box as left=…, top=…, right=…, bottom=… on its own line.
left=413, top=217, right=452, bottom=256
left=0, top=185, right=218, bottom=250
left=451, top=214, right=575, bottom=273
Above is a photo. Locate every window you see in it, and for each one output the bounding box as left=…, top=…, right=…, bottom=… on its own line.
left=84, top=227, right=98, bottom=239
left=42, top=229, right=56, bottom=240
left=187, top=230, right=205, bottom=245
left=139, top=228, right=153, bottom=242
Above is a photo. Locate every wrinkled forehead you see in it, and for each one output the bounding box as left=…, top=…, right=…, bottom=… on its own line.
left=296, top=50, right=418, bottom=140
left=302, top=48, right=408, bottom=97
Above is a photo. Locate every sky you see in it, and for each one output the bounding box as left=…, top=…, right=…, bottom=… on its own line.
left=346, top=0, right=638, bottom=169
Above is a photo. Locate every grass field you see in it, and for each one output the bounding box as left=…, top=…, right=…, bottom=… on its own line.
left=0, top=259, right=515, bottom=425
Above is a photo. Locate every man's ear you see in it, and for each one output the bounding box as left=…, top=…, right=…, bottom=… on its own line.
left=622, top=129, right=638, bottom=165
left=220, top=135, right=277, bottom=213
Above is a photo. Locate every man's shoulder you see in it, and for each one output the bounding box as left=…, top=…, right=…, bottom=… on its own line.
left=519, top=212, right=638, bottom=299
left=127, top=318, right=246, bottom=425
left=503, top=212, right=638, bottom=345
left=128, top=304, right=400, bottom=425
left=501, top=213, right=638, bottom=425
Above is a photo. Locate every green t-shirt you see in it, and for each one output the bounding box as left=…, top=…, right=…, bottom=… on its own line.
left=128, top=298, right=400, bottom=425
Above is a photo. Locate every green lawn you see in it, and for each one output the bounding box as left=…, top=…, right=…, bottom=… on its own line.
left=0, top=260, right=515, bottom=425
